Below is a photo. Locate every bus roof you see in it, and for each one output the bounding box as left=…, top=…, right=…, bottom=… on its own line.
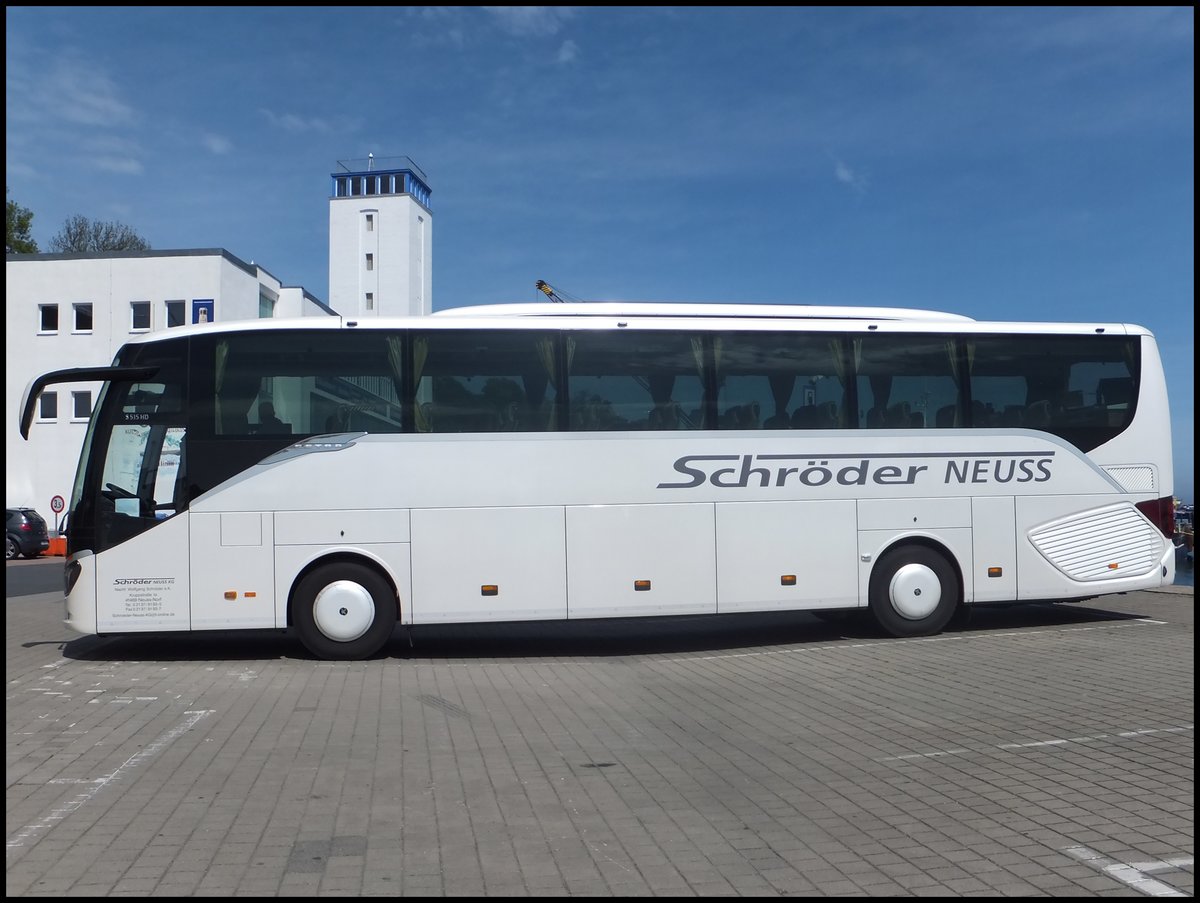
left=113, top=302, right=1155, bottom=345
left=433, top=302, right=976, bottom=322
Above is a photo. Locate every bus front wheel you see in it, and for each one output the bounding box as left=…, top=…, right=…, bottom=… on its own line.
left=293, top=562, right=397, bottom=660
left=869, top=545, right=959, bottom=638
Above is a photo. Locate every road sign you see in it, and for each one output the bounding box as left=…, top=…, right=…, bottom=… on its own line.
left=50, top=495, right=65, bottom=514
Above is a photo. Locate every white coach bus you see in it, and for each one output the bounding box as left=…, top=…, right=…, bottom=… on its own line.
left=20, top=302, right=1177, bottom=659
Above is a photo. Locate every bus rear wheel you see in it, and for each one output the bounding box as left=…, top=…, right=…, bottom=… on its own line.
left=869, top=545, right=959, bottom=638
left=293, top=562, right=397, bottom=660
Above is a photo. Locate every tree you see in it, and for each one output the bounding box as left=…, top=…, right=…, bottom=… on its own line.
left=6, top=187, right=38, bottom=253
left=49, top=215, right=151, bottom=253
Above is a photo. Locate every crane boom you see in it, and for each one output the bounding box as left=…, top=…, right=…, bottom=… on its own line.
left=535, top=280, right=567, bottom=303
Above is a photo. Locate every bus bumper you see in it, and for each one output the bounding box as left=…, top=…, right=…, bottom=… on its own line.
left=63, top=552, right=98, bottom=636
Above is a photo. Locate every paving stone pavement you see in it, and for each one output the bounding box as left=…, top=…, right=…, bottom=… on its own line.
left=6, top=575, right=1193, bottom=897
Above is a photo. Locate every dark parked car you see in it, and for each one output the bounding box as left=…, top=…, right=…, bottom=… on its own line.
left=6, top=507, right=50, bottom=560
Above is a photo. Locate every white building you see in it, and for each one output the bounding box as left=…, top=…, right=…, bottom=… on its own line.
left=6, top=152, right=434, bottom=519
left=328, top=155, right=433, bottom=318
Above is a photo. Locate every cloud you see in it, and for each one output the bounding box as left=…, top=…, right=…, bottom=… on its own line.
left=556, top=39, right=579, bottom=64
left=47, top=60, right=136, bottom=128
left=4, top=48, right=146, bottom=179
left=6, top=54, right=135, bottom=129
left=259, top=109, right=333, bottom=134
left=93, top=156, right=144, bottom=175
left=833, top=157, right=869, bottom=194
left=81, top=135, right=144, bottom=175
left=483, top=7, right=576, bottom=37
left=402, top=8, right=468, bottom=48
left=1013, top=7, right=1193, bottom=53
left=202, top=133, right=233, bottom=155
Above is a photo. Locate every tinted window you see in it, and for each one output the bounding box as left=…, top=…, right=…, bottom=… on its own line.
left=967, top=334, right=1139, bottom=450
left=568, top=330, right=706, bottom=430
left=717, top=332, right=851, bottom=429
left=413, top=329, right=560, bottom=432
left=195, top=329, right=405, bottom=438
left=856, top=335, right=960, bottom=429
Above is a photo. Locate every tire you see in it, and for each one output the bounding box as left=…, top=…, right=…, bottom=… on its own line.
left=869, top=545, right=960, bottom=638
left=6, top=535, right=18, bottom=561
left=292, top=562, right=398, bottom=660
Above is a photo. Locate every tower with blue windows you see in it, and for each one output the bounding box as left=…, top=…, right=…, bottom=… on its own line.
left=328, top=155, right=432, bottom=317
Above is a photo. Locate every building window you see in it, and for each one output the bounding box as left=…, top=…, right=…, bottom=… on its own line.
left=72, top=391, right=93, bottom=420
left=73, top=302, right=94, bottom=333
left=39, top=304, right=59, bottom=334
left=259, top=293, right=276, bottom=319
left=38, top=392, right=58, bottom=421
left=366, top=253, right=374, bottom=271
left=365, top=214, right=374, bottom=231
left=165, top=300, right=185, bottom=328
left=365, top=292, right=374, bottom=311
left=366, top=176, right=378, bottom=196
left=131, top=301, right=151, bottom=331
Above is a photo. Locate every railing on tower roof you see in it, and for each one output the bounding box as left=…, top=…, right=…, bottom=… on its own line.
left=331, top=156, right=430, bottom=207
left=334, top=156, right=428, bottom=182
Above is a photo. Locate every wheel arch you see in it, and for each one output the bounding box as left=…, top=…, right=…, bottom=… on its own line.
left=870, top=534, right=966, bottom=605
left=286, top=550, right=401, bottom=627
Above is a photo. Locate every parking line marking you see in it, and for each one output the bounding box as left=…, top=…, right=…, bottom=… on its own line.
left=879, top=748, right=971, bottom=762
left=1063, top=846, right=1189, bottom=896
left=880, top=724, right=1193, bottom=764
left=5, top=710, right=212, bottom=853
left=1129, top=857, right=1195, bottom=872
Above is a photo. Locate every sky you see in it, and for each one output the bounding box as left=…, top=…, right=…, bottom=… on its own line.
left=6, top=7, right=1194, bottom=500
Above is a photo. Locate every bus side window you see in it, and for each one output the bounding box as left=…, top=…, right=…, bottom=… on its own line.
left=568, top=331, right=705, bottom=431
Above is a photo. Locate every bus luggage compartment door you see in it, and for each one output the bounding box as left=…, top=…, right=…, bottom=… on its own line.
left=716, top=500, right=858, bottom=613
left=189, top=512, right=277, bottom=629
left=566, top=503, right=716, bottom=619
left=410, top=506, right=567, bottom=623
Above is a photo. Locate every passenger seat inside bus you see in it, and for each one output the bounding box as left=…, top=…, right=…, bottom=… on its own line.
left=884, top=401, right=911, bottom=427
left=1026, top=399, right=1052, bottom=427
left=791, top=402, right=838, bottom=430
left=1097, top=377, right=1133, bottom=408
left=1000, top=405, right=1025, bottom=426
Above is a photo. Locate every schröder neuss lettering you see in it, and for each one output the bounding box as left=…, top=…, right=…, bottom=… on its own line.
left=658, top=452, right=1055, bottom=489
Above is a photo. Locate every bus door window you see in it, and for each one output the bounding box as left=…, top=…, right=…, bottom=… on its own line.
left=93, top=375, right=188, bottom=551
left=100, top=423, right=185, bottom=519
